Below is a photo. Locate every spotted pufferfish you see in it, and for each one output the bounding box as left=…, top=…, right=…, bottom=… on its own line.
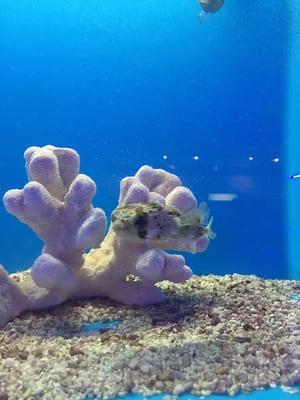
left=111, top=202, right=216, bottom=244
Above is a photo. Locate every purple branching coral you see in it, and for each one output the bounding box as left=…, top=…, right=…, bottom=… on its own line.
left=0, top=145, right=210, bottom=328
left=4, top=145, right=107, bottom=290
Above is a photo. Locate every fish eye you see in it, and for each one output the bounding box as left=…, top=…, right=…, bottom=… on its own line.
left=133, top=215, right=147, bottom=228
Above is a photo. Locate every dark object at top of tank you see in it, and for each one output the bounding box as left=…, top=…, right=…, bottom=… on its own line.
left=199, top=0, right=225, bottom=13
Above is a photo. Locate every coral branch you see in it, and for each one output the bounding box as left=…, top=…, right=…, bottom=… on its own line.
left=3, top=145, right=107, bottom=291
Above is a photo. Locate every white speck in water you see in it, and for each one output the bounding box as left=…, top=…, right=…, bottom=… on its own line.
left=193, top=155, right=199, bottom=160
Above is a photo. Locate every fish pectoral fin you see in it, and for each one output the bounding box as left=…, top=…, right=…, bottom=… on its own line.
left=181, top=202, right=210, bottom=226
left=180, top=209, right=200, bottom=225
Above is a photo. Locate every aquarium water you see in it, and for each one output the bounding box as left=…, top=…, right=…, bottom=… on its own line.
left=0, top=1, right=300, bottom=399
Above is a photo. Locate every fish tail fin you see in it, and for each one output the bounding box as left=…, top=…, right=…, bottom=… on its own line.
left=206, top=216, right=216, bottom=240
left=198, top=202, right=210, bottom=224
left=198, top=10, right=207, bottom=23
left=180, top=202, right=210, bottom=225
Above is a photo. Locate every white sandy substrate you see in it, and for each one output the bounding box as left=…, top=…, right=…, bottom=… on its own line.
left=1, top=274, right=300, bottom=400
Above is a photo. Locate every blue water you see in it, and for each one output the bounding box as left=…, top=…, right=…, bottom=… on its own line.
left=116, top=391, right=300, bottom=400
left=85, top=389, right=300, bottom=400
left=0, top=1, right=299, bottom=399
left=0, top=0, right=293, bottom=278
left=111, top=391, right=300, bottom=400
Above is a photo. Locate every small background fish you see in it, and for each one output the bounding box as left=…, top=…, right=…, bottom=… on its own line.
left=289, top=173, right=300, bottom=180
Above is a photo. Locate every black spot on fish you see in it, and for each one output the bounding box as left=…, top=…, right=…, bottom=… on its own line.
left=138, top=229, right=147, bottom=239
left=134, top=214, right=148, bottom=239
left=167, top=210, right=181, bottom=216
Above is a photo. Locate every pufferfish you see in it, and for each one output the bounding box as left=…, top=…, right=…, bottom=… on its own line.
left=111, top=202, right=216, bottom=244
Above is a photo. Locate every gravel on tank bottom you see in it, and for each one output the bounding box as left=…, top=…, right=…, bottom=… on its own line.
left=1, top=274, right=300, bottom=400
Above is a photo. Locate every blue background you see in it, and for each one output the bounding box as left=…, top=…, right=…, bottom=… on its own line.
left=0, top=0, right=293, bottom=278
